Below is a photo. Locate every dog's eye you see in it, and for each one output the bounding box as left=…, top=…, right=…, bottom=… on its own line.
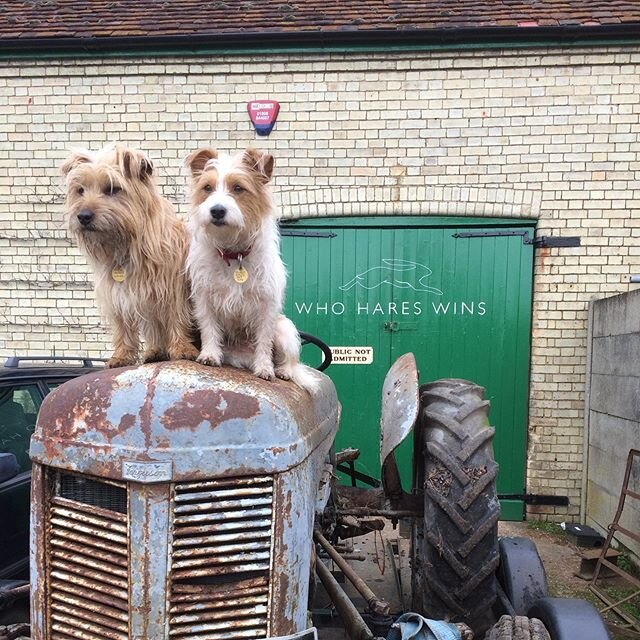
left=106, top=186, right=122, bottom=196
left=232, top=184, right=245, bottom=194
left=203, top=184, right=213, bottom=193
left=77, top=187, right=85, bottom=196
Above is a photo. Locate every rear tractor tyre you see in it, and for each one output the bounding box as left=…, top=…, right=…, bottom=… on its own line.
left=486, top=615, right=551, bottom=640
left=411, top=379, right=500, bottom=635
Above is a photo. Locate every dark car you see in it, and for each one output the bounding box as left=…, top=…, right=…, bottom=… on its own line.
left=0, top=356, right=104, bottom=580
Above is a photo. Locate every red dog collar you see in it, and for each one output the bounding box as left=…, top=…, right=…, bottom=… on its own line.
left=217, top=246, right=252, bottom=266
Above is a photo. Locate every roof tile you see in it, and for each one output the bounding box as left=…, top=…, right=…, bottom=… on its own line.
left=0, top=1, right=638, bottom=45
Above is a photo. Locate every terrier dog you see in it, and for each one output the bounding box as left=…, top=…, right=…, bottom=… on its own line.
left=185, top=146, right=317, bottom=389
left=61, top=144, right=199, bottom=368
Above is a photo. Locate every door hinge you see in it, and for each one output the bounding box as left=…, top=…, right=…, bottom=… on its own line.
left=453, top=230, right=580, bottom=248
left=499, top=493, right=570, bottom=506
left=279, top=229, right=337, bottom=238
left=533, top=235, right=581, bottom=248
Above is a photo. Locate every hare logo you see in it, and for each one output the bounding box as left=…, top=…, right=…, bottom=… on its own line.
left=293, top=259, right=487, bottom=317
left=339, top=259, right=443, bottom=295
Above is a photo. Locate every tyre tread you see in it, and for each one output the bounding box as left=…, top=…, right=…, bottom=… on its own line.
left=412, top=378, right=500, bottom=634
left=486, top=615, right=551, bottom=640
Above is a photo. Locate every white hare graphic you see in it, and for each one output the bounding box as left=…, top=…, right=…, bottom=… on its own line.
left=339, top=259, right=443, bottom=295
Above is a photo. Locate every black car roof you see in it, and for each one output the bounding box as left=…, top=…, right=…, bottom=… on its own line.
left=0, top=357, right=105, bottom=383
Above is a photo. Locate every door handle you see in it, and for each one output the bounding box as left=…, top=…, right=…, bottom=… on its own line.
left=384, top=321, right=418, bottom=332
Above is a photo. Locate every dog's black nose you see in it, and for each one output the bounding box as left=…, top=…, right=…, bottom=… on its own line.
left=210, top=205, right=227, bottom=221
left=77, top=209, right=94, bottom=226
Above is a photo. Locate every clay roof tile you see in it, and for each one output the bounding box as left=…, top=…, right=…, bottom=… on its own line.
left=0, top=1, right=639, bottom=45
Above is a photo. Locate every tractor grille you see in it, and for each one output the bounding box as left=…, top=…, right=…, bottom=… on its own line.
left=169, top=476, right=275, bottom=639
left=46, top=471, right=129, bottom=640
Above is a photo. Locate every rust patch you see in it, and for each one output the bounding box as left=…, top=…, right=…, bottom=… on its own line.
left=160, top=388, right=260, bottom=430
left=426, top=462, right=453, bottom=496
left=38, top=372, right=118, bottom=442
left=270, top=479, right=293, bottom=635
left=337, top=486, right=387, bottom=510
left=536, top=246, right=551, bottom=271
left=118, top=413, right=136, bottom=430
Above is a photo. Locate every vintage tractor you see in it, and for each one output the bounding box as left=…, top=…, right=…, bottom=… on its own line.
left=20, top=348, right=609, bottom=640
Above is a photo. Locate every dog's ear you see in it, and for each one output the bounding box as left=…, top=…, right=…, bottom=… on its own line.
left=242, top=148, right=274, bottom=184
left=60, top=150, right=93, bottom=178
left=119, top=147, right=154, bottom=182
left=185, top=148, right=218, bottom=178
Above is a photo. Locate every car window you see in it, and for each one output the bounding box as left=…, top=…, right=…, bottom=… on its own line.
left=13, top=387, right=39, bottom=415
left=45, top=380, right=65, bottom=391
left=0, top=385, right=42, bottom=472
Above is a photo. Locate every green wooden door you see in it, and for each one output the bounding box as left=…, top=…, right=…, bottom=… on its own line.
left=281, top=217, right=534, bottom=520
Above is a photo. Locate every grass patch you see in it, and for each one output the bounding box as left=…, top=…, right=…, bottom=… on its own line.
left=617, top=552, right=639, bottom=578
left=601, top=585, right=640, bottom=620
left=526, top=519, right=565, bottom=537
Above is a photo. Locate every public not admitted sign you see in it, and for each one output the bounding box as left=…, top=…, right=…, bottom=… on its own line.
left=329, top=346, right=374, bottom=364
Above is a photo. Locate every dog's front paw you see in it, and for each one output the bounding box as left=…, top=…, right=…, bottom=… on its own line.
left=107, top=354, right=138, bottom=369
left=170, top=343, right=200, bottom=362
left=197, top=353, right=222, bottom=367
left=253, top=366, right=276, bottom=381
left=275, top=366, right=293, bottom=381
left=143, top=348, right=168, bottom=364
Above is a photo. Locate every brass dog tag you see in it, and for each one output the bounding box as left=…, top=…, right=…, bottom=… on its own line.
left=112, top=268, right=126, bottom=282
left=233, top=266, right=249, bottom=284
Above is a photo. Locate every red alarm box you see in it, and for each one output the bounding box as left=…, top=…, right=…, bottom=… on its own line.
left=247, top=100, right=280, bottom=136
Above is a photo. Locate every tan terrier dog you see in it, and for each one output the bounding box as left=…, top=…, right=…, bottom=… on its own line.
left=61, top=144, right=199, bottom=368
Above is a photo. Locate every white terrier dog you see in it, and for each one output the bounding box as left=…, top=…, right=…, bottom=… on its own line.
left=185, top=146, right=318, bottom=390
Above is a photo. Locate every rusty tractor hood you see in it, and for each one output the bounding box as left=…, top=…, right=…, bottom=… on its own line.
left=31, top=360, right=340, bottom=482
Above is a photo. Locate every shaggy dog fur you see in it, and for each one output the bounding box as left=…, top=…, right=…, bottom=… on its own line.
left=61, top=144, right=198, bottom=368
left=185, top=146, right=317, bottom=389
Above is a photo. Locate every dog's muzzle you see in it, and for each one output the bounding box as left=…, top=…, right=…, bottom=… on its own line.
left=77, top=209, right=95, bottom=227
left=209, top=205, right=227, bottom=226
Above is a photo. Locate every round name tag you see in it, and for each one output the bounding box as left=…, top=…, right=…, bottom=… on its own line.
left=112, top=268, right=126, bottom=282
left=233, top=266, right=249, bottom=284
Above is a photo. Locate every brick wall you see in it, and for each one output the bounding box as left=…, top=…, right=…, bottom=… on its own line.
left=1, top=46, right=639, bottom=519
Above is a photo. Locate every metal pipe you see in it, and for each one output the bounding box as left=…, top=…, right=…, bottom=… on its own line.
left=386, top=539, right=406, bottom=612
left=0, top=583, right=29, bottom=603
left=315, top=556, right=375, bottom=640
left=314, top=530, right=390, bottom=616
left=337, top=508, right=422, bottom=518
left=336, top=448, right=361, bottom=465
